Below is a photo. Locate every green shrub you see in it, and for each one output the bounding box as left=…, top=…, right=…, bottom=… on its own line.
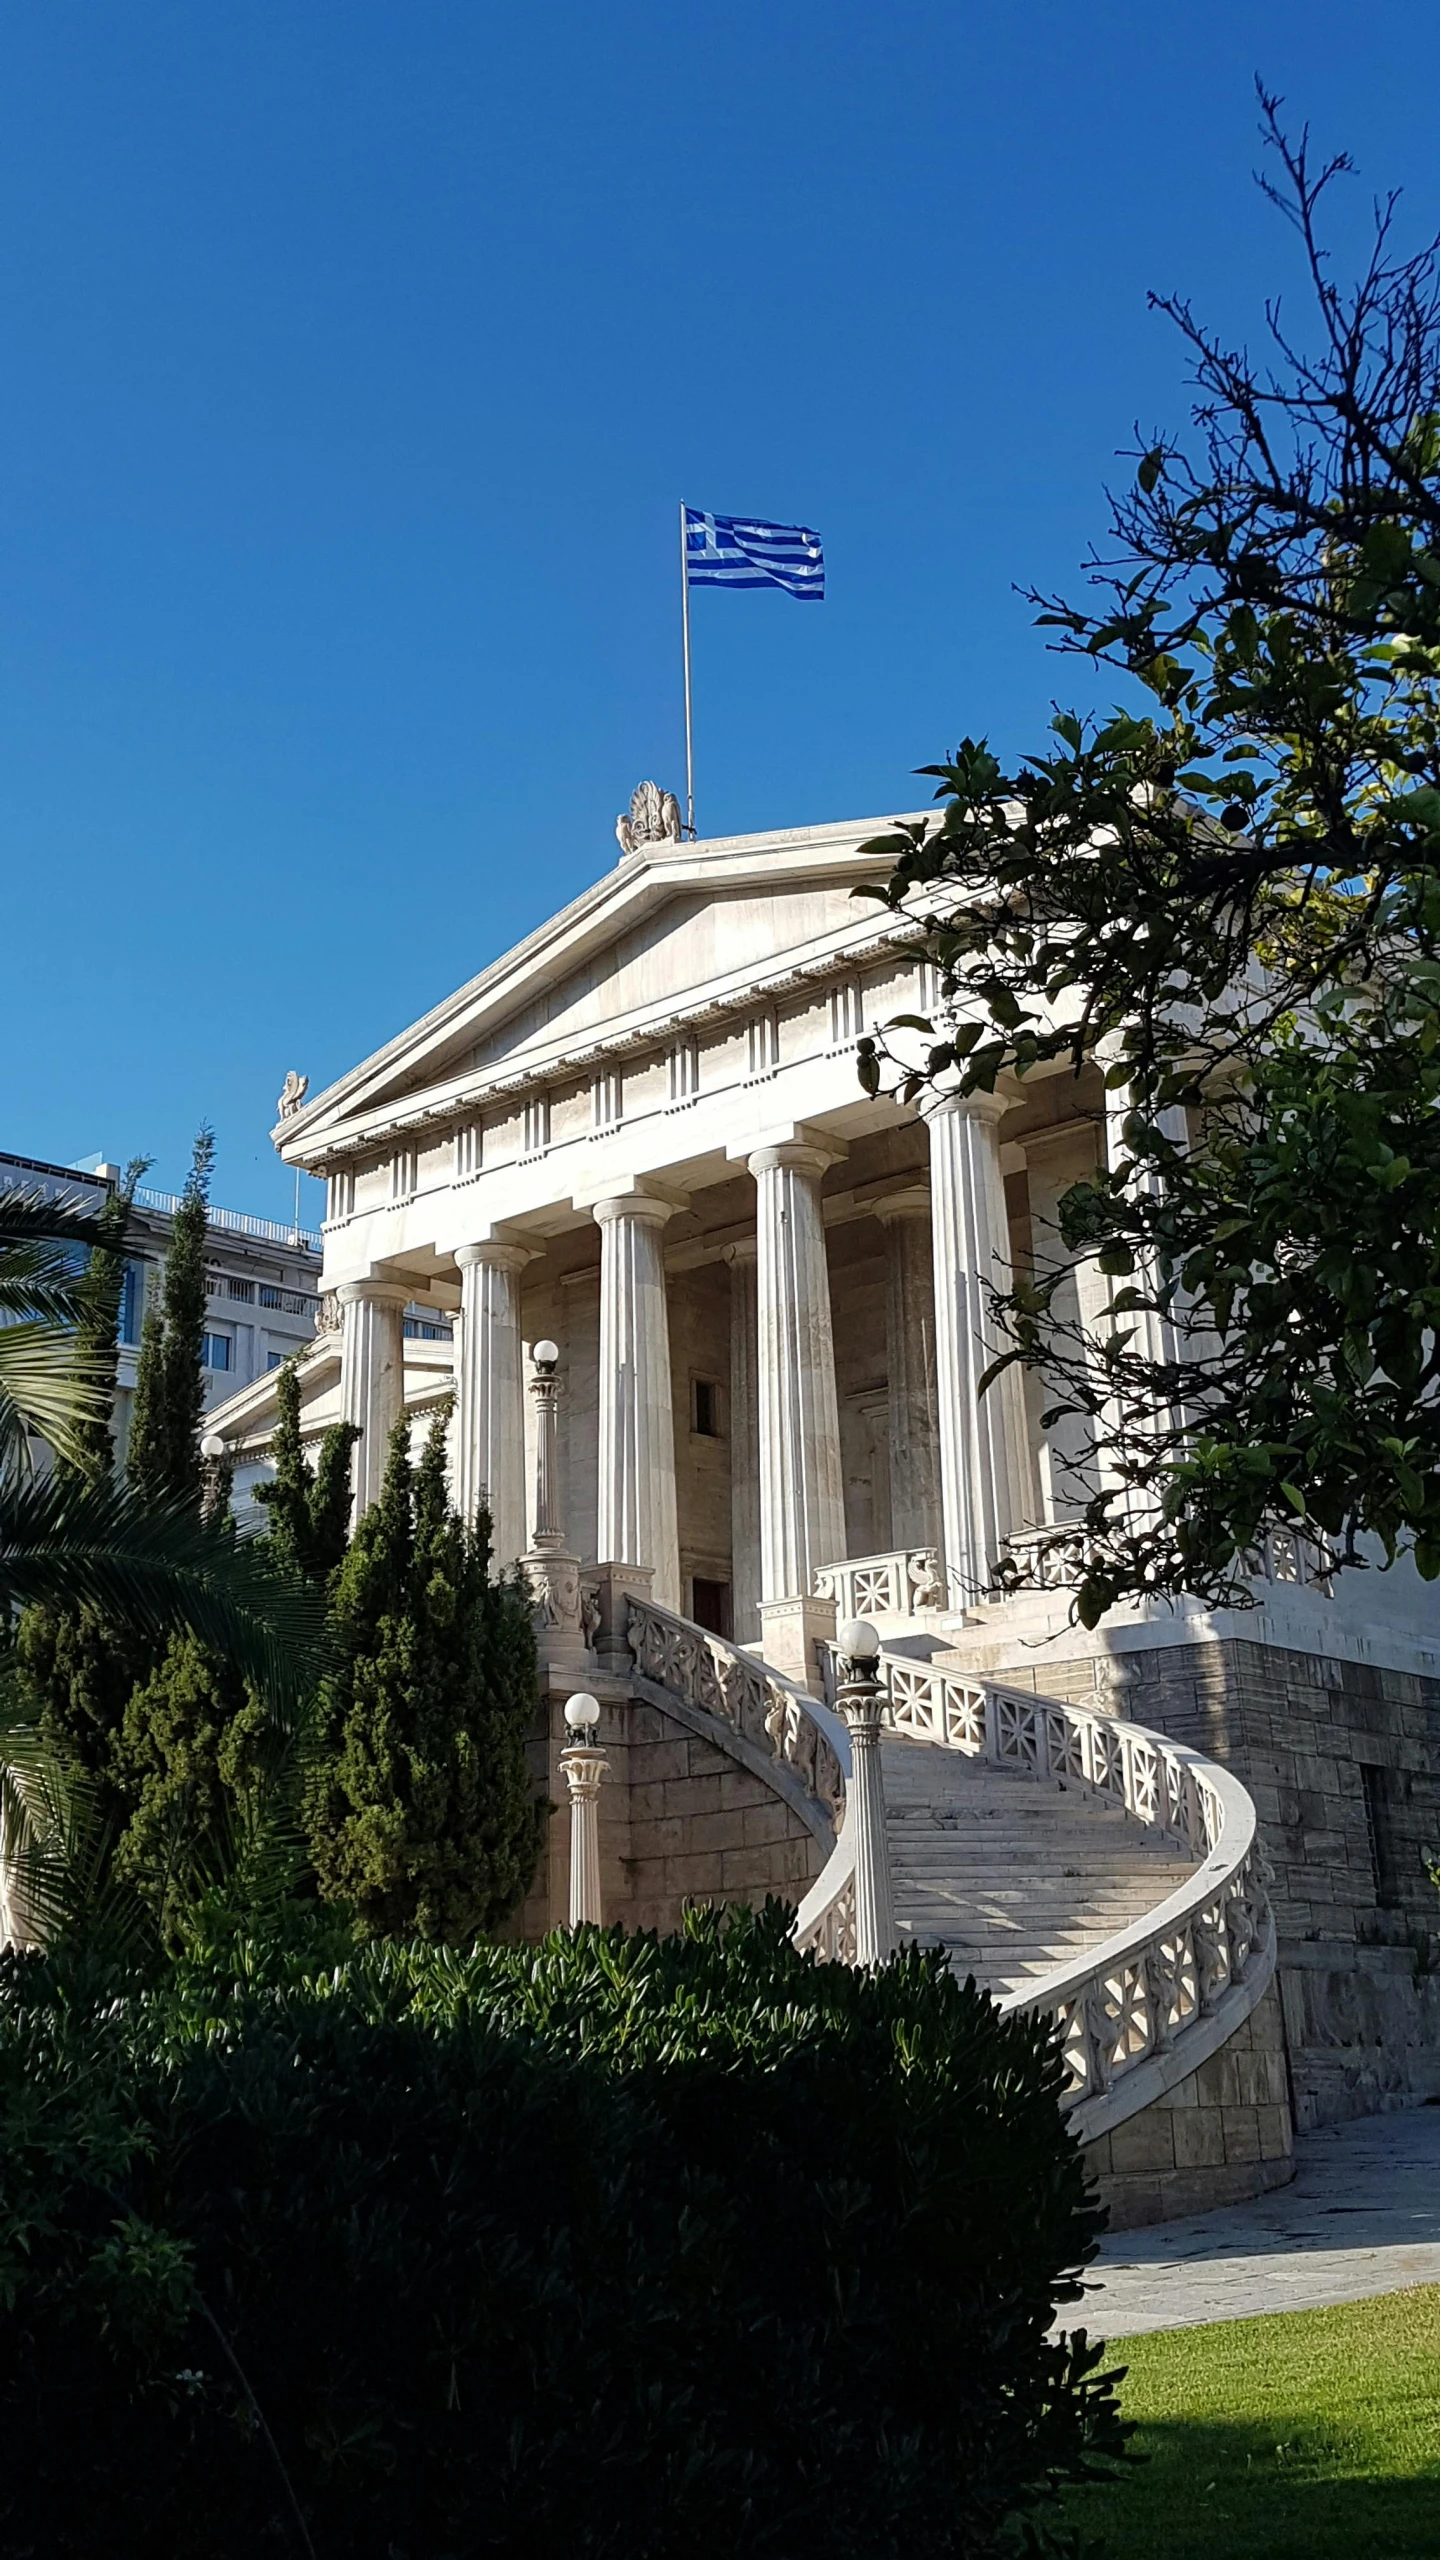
left=0, top=1905, right=1123, bottom=2557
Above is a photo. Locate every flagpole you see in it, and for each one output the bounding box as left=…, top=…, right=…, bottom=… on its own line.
left=679, top=501, right=695, bottom=836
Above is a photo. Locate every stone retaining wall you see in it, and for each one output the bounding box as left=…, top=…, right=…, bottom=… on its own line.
left=515, top=1686, right=823, bottom=1940
left=1081, top=1978, right=1295, bottom=2229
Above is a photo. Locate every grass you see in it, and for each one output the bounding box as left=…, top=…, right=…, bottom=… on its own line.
left=1054, top=2284, right=1440, bottom=2559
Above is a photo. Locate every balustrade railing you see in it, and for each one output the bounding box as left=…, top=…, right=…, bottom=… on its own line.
left=625, top=1597, right=857, bottom=1957
left=994, top=1519, right=1332, bottom=1602
left=813, top=1547, right=946, bottom=1621
left=871, top=1650, right=1274, bottom=2128
left=622, top=1593, right=1272, bottom=2133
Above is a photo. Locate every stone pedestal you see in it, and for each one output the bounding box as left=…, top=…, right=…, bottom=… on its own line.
left=748, top=1141, right=846, bottom=1605
left=926, top=1092, right=1034, bottom=1603
left=338, top=1277, right=411, bottom=1522
left=757, top=1591, right=836, bottom=1693
left=594, top=1193, right=681, bottom=1608
left=585, top=1560, right=655, bottom=1674
left=453, top=1239, right=534, bottom=1564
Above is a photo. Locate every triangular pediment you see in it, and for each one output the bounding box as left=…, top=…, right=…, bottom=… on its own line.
left=280, top=810, right=921, bottom=1170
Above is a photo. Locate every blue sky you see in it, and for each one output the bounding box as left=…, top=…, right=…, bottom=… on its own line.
left=4, top=2, right=1438, bottom=1220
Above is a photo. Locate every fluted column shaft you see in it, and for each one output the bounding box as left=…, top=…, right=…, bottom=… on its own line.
left=725, top=1241, right=761, bottom=1642
left=453, top=1241, right=531, bottom=1564
left=338, top=1278, right=411, bottom=1522
left=749, top=1143, right=846, bottom=1602
left=878, top=1198, right=941, bottom=1552
left=594, top=1195, right=680, bottom=1608
left=927, top=1093, right=1033, bottom=1600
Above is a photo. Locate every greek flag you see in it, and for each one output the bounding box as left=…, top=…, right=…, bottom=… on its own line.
left=684, top=507, right=824, bottom=600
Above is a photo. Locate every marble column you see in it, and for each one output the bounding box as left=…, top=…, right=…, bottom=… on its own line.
left=338, top=1277, right=411, bottom=1522
left=926, top=1093, right=1034, bottom=1602
left=593, top=1193, right=680, bottom=1609
left=724, top=1240, right=761, bottom=1642
left=748, top=1142, right=847, bottom=1602
left=453, top=1240, right=533, bottom=1565
left=877, top=1193, right=941, bottom=1553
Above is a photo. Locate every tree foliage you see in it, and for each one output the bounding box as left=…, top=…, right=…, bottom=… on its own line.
left=305, top=1408, right=543, bottom=1940
left=127, top=1127, right=213, bottom=1508
left=251, top=1358, right=358, bottom=1586
left=0, top=1906, right=1125, bottom=2560
left=858, top=94, right=1440, bottom=1623
left=64, top=1159, right=150, bottom=1486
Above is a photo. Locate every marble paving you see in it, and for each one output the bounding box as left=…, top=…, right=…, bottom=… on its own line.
left=1063, top=2106, right=1440, bottom=2337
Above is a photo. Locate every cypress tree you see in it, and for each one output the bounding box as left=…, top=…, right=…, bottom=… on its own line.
left=33, top=1128, right=275, bottom=1932
left=306, top=1408, right=543, bottom=1941
left=252, top=1360, right=358, bottom=1586
left=127, top=1126, right=214, bottom=1507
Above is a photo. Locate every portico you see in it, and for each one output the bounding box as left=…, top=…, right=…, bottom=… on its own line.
left=210, top=808, right=1109, bottom=1648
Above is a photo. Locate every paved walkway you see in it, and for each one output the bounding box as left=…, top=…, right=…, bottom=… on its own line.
left=1068, top=2106, right=1440, bottom=2337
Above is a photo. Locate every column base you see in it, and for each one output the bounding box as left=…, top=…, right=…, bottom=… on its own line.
left=757, top=1593, right=836, bottom=1694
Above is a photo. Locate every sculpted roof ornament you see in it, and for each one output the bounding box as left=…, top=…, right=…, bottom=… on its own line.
left=276, top=1069, right=309, bottom=1121
left=615, top=779, right=683, bottom=856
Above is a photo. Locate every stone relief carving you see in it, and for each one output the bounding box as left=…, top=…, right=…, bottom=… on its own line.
left=615, top=780, right=683, bottom=855
left=276, top=1069, right=309, bottom=1120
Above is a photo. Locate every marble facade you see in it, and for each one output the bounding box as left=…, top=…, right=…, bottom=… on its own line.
left=207, top=811, right=1106, bottom=1636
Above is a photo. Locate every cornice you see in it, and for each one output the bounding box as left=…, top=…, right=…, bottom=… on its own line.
left=290, top=913, right=929, bottom=1177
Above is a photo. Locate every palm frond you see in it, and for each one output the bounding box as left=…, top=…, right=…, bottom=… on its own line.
left=0, top=1237, right=93, bottom=1327
left=0, top=1324, right=114, bottom=1471
left=0, top=1184, right=108, bottom=1251
left=0, top=1475, right=331, bottom=1715
left=0, top=1710, right=154, bottom=1957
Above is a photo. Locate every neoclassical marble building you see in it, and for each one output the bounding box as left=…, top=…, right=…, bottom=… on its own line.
left=210, top=806, right=1097, bottom=1662
left=206, top=801, right=1440, bottom=2194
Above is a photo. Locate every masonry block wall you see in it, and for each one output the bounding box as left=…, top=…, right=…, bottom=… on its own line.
left=1082, top=1980, right=1294, bottom=2229
left=1016, top=1636, right=1440, bottom=2127
left=515, top=1690, right=824, bottom=1941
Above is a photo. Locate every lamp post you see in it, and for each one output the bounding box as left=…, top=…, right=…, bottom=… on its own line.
left=199, top=1430, right=229, bottom=1522
left=836, top=1617, right=897, bottom=1967
left=560, top=1692, right=607, bottom=1927
left=529, top=1338, right=562, bottom=1550
left=520, top=1340, right=590, bottom=1672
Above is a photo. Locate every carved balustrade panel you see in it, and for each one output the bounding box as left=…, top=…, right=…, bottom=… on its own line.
left=813, top=1548, right=946, bottom=1623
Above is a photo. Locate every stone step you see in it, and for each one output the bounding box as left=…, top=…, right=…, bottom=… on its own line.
left=877, top=1721, right=1196, bottom=1996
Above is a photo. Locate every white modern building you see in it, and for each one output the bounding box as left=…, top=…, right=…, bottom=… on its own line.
left=202, top=796, right=1440, bottom=2222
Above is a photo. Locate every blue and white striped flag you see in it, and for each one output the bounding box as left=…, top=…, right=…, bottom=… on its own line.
left=684, top=506, right=824, bottom=600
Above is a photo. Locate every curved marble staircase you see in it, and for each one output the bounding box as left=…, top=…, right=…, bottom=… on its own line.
left=623, top=1588, right=1276, bottom=2152
left=883, top=1737, right=1197, bottom=1999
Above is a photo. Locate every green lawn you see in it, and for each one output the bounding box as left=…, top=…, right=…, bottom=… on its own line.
left=1054, top=2285, right=1440, bottom=2559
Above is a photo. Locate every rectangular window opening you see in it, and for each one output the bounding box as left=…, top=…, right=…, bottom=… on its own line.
left=693, top=1377, right=720, bottom=1437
